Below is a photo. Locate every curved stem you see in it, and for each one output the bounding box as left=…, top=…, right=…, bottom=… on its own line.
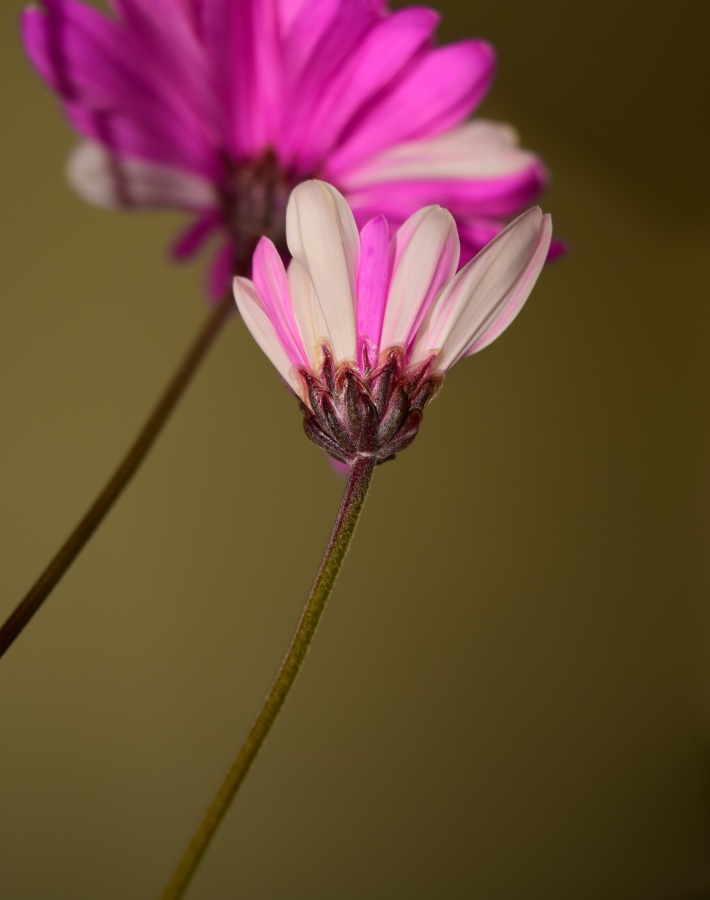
left=0, top=296, right=234, bottom=662
left=160, top=455, right=377, bottom=900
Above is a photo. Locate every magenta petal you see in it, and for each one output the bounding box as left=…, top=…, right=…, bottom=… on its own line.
left=546, top=238, right=568, bottom=262
left=104, top=0, right=217, bottom=133
left=170, top=211, right=222, bottom=260
left=206, top=241, right=234, bottom=304
left=326, top=40, right=496, bottom=176
left=356, top=215, right=392, bottom=358
left=203, top=0, right=282, bottom=156
left=64, top=103, right=220, bottom=179
left=278, top=0, right=382, bottom=166
left=344, top=163, right=548, bottom=224
left=22, top=3, right=219, bottom=178
left=282, top=7, right=438, bottom=172
left=281, top=0, right=377, bottom=80
left=22, top=3, right=119, bottom=103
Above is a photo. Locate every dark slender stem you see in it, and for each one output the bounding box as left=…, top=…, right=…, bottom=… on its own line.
left=160, top=455, right=377, bottom=900
left=0, top=296, right=234, bottom=662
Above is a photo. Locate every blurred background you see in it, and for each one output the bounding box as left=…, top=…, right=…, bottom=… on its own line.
left=1, top=1, right=709, bottom=898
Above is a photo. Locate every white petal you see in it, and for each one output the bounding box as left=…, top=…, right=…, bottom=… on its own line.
left=233, top=277, right=299, bottom=391
left=411, top=208, right=552, bottom=371
left=338, top=120, right=536, bottom=187
left=67, top=141, right=218, bottom=209
left=287, top=260, right=329, bottom=370
left=285, top=180, right=359, bottom=363
left=380, top=205, right=459, bottom=351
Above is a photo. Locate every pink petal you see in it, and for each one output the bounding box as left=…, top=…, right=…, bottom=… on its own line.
left=252, top=238, right=309, bottom=368
left=342, top=122, right=533, bottom=185
left=170, top=210, right=222, bottom=260
left=326, top=40, right=496, bottom=177
left=356, top=215, right=392, bottom=358
left=107, top=0, right=214, bottom=124
left=22, top=3, right=220, bottom=178
left=411, top=207, right=552, bottom=371
left=207, top=241, right=235, bottom=304
left=286, top=181, right=359, bottom=363
left=339, top=121, right=547, bottom=219
left=233, top=277, right=299, bottom=390
left=67, top=141, right=218, bottom=209
left=64, top=103, right=219, bottom=179
left=203, top=0, right=282, bottom=156
left=280, top=0, right=378, bottom=82
left=380, top=206, right=459, bottom=352
left=546, top=238, right=569, bottom=262
left=281, top=7, right=438, bottom=172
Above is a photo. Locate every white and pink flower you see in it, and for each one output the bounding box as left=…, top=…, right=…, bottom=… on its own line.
left=234, top=181, right=552, bottom=464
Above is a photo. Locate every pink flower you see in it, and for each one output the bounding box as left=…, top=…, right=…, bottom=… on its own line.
left=233, top=181, right=551, bottom=464
left=23, top=0, right=552, bottom=299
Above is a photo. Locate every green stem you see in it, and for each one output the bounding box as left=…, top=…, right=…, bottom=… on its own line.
left=160, top=454, right=377, bottom=900
left=0, top=296, right=234, bottom=662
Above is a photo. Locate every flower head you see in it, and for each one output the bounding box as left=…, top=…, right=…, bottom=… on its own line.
left=234, top=181, right=551, bottom=464
left=23, top=0, right=552, bottom=298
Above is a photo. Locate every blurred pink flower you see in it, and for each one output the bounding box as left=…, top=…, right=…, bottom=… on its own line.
left=23, top=0, right=553, bottom=299
left=234, top=180, right=551, bottom=464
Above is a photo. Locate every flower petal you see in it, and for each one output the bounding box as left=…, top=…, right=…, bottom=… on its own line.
left=286, top=181, right=359, bottom=363
left=326, top=40, right=496, bottom=177
left=252, top=238, right=309, bottom=368
left=170, top=210, right=222, bottom=260
left=411, top=207, right=552, bottom=371
left=338, top=120, right=547, bottom=220
left=356, top=214, right=392, bottom=358
left=341, top=121, right=535, bottom=184
left=380, top=206, right=459, bottom=352
left=287, top=260, right=329, bottom=369
left=67, top=141, right=218, bottom=209
left=203, top=0, right=282, bottom=156
left=282, top=7, right=438, bottom=172
left=106, top=0, right=215, bottom=128
left=207, top=241, right=235, bottom=303
left=280, top=0, right=379, bottom=84
left=233, top=277, right=299, bottom=390
left=22, top=2, right=219, bottom=177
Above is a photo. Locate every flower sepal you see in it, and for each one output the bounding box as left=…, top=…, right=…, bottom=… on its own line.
left=299, top=345, right=443, bottom=465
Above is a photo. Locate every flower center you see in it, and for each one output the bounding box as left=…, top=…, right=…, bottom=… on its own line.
left=223, top=150, right=294, bottom=265
left=298, top=346, right=443, bottom=466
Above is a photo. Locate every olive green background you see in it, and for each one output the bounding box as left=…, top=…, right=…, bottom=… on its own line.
left=1, top=2, right=709, bottom=898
